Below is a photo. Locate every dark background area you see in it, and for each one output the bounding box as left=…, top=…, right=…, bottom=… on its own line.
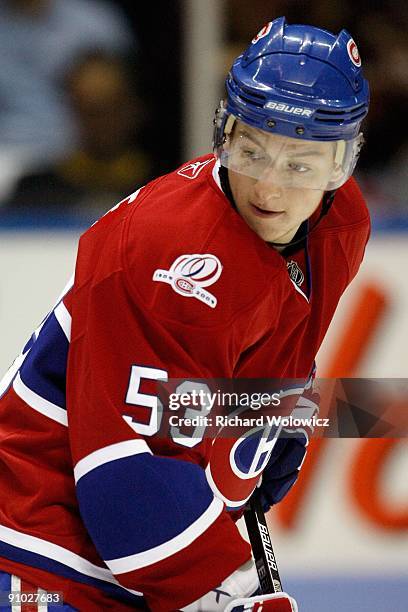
left=116, top=0, right=183, bottom=179
left=0, top=0, right=406, bottom=225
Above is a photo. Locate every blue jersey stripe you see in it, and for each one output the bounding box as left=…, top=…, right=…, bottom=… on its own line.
left=0, top=570, right=11, bottom=611
left=19, top=311, right=68, bottom=410
left=0, top=543, right=147, bottom=609
left=76, top=454, right=215, bottom=561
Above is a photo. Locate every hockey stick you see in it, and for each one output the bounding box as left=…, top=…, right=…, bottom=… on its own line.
left=244, top=493, right=283, bottom=595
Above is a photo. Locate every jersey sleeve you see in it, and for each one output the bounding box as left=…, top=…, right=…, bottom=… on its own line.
left=319, top=177, right=371, bottom=287
left=66, top=233, right=252, bottom=610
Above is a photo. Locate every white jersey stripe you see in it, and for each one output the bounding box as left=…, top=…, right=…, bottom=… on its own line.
left=11, top=574, right=21, bottom=612
left=0, top=524, right=142, bottom=596
left=211, top=160, right=223, bottom=193
left=279, top=386, right=304, bottom=398
left=127, top=188, right=142, bottom=203
left=93, top=188, right=143, bottom=227
left=74, top=439, right=152, bottom=483
left=105, top=496, right=224, bottom=574
left=37, top=588, right=49, bottom=612
left=13, top=373, right=68, bottom=427
left=294, top=396, right=319, bottom=413
left=290, top=278, right=309, bottom=302
left=54, top=301, right=72, bottom=342
left=53, top=274, right=74, bottom=309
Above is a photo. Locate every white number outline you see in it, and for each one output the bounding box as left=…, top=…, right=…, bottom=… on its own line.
left=124, top=366, right=213, bottom=447
left=170, top=380, right=212, bottom=448
left=124, top=364, right=168, bottom=436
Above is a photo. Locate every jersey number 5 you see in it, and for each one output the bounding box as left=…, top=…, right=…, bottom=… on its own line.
left=123, top=364, right=212, bottom=448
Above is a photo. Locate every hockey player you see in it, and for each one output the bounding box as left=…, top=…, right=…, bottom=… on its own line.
left=0, top=17, right=369, bottom=612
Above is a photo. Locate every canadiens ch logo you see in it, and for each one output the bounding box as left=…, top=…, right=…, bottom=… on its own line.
left=286, top=260, right=304, bottom=286
left=206, top=425, right=280, bottom=508
left=251, top=21, right=272, bottom=44
left=347, top=38, right=361, bottom=67
left=153, top=254, right=222, bottom=308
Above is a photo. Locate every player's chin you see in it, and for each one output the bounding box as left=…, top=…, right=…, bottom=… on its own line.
left=242, top=209, right=286, bottom=242
left=252, top=221, right=289, bottom=244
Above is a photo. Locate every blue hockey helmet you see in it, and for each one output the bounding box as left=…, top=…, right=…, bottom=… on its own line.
left=214, top=17, right=370, bottom=190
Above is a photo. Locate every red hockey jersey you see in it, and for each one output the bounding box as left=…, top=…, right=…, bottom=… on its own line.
left=0, top=156, right=369, bottom=611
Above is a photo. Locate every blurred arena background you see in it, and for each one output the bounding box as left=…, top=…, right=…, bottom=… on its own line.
left=0, top=1, right=407, bottom=610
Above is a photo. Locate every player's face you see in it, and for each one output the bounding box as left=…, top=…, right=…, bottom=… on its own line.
left=227, top=124, right=337, bottom=245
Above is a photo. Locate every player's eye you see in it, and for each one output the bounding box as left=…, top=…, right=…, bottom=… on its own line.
left=287, top=162, right=310, bottom=173
left=241, top=148, right=267, bottom=163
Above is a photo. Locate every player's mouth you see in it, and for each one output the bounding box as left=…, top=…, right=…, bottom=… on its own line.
left=250, top=203, right=284, bottom=218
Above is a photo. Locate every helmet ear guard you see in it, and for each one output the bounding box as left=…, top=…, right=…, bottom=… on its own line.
left=325, top=133, right=365, bottom=190
left=213, top=101, right=229, bottom=150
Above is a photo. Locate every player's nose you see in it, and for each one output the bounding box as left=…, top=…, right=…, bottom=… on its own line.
left=253, top=171, right=283, bottom=202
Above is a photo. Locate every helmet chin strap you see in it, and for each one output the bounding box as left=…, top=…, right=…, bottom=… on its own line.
left=218, top=164, right=336, bottom=250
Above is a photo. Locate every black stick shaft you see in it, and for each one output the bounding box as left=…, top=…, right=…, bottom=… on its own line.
left=244, top=495, right=283, bottom=595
